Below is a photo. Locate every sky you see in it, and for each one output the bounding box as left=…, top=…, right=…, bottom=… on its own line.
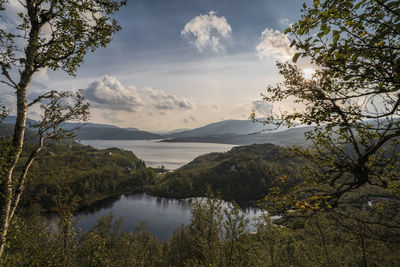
left=0, top=0, right=313, bottom=131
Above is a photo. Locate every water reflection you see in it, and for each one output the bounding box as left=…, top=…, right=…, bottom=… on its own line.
left=78, top=195, right=121, bottom=214
left=75, top=193, right=264, bottom=240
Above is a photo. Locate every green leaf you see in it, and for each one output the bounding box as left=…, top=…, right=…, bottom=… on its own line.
left=321, top=10, right=329, bottom=17
left=351, top=54, right=358, bottom=61
left=333, top=32, right=340, bottom=43
left=292, top=53, right=301, bottom=63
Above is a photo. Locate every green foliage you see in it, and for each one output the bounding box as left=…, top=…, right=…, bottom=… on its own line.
left=257, top=0, right=400, bottom=215
left=1, top=0, right=127, bottom=76
left=149, top=144, right=304, bottom=201
left=0, top=0, right=127, bottom=259
left=15, top=143, right=156, bottom=212
left=5, top=194, right=400, bottom=266
left=30, top=91, right=90, bottom=140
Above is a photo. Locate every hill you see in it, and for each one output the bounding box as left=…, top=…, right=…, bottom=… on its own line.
left=4, top=116, right=120, bottom=130
left=19, top=143, right=158, bottom=212
left=2, top=116, right=311, bottom=143
left=73, top=127, right=163, bottom=140
left=148, top=143, right=304, bottom=201
left=0, top=123, right=38, bottom=140
left=165, top=119, right=288, bottom=138
left=2, top=116, right=163, bottom=140
left=162, top=126, right=313, bottom=146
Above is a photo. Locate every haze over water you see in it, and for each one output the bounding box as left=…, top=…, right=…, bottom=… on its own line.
left=80, top=140, right=236, bottom=170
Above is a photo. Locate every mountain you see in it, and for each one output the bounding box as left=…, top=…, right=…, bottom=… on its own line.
left=153, top=128, right=192, bottom=135
left=2, top=116, right=309, bottom=143
left=3, top=116, right=38, bottom=128
left=73, top=127, right=163, bottom=140
left=60, top=122, right=120, bottom=130
left=4, top=116, right=120, bottom=130
left=2, top=116, right=162, bottom=140
left=162, top=126, right=313, bottom=146
left=124, top=127, right=141, bottom=131
left=0, top=123, right=38, bottom=140
left=165, top=119, right=287, bottom=138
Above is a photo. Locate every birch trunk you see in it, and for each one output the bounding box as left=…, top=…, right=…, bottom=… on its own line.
left=0, top=80, right=30, bottom=259
left=0, top=7, right=40, bottom=258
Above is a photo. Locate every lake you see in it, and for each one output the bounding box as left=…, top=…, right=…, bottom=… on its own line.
left=76, top=140, right=253, bottom=240
left=75, top=193, right=265, bottom=240
left=80, top=140, right=236, bottom=170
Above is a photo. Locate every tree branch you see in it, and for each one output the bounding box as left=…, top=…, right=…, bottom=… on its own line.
left=8, top=136, right=44, bottom=224
left=27, top=90, right=57, bottom=107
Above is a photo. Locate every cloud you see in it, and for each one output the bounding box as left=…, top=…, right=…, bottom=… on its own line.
left=1, top=1, right=25, bottom=29
left=252, top=100, right=273, bottom=115
left=256, top=28, right=295, bottom=60
left=102, top=112, right=126, bottom=124
left=0, top=89, right=16, bottom=109
left=144, top=87, right=194, bottom=110
left=81, top=75, right=143, bottom=112
left=278, top=18, right=291, bottom=28
left=182, top=11, right=231, bottom=52
left=183, top=116, right=196, bottom=124
left=34, top=68, right=49, bottom=81
left=30, top=81, right=48, bottom=90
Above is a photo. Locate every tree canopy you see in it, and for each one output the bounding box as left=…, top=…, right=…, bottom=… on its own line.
left=258, top=0, right=400, bottom=211
left=0, top=0, right=126, bottom=260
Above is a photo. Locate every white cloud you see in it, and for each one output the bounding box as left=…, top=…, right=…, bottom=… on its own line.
left=278, top=18, right=291, bottom=28
left=252, top=100, right=273, bottom=115
left=144, top=87, right=194, bottom=110
left=102, top=112, right=126, bottom=124
left=1, top=1, right=25, bottom=27
left=81, top=75, right=143, bottom=112
left=0, top=89, right=16, bottom=109
left=182, top=11, right=231, bottom=52
left=256, top=28, right=296, bottom=61
left=34, top=68, right=49, bottom=81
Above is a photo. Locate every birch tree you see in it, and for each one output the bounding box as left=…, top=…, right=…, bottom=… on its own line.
left=0, top=0, right=126, bottom=260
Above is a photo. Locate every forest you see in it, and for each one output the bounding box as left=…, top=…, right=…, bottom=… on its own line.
left=3, top=193, right=400, bottom=266
left=149, top=144, right=304, bottom=201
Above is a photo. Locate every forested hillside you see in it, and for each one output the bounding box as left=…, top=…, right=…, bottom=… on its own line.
left=149, top=144, right=304, bottom=201
left=18, top=143, right=157, bottom=212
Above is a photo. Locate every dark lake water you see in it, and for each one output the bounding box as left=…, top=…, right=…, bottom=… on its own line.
left=75, top=193, right=265, bottom=240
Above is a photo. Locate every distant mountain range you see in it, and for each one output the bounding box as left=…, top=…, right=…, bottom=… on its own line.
left=73, top=127, right=162, bottom=140
left=162, top=126, right=312, bottom=147
left=1, top=116, right=311, bottom=146
left=3, top=116, right=162, bottom=140
left=165, top=119, right=287, bottom=138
